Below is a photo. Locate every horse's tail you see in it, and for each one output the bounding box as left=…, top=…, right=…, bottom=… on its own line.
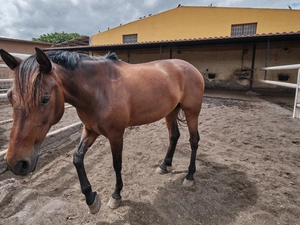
left=177, top=109, right=187, bottom=127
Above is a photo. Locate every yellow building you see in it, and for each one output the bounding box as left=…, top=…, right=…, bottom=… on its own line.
left=91, top=6, right=300, bottom=45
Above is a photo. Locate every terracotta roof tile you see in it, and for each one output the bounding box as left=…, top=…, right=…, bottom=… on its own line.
left=43, top=31, right=300, bottom=51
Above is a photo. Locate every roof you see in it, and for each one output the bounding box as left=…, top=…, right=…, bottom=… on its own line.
left=51, top=36, right=89, bottom=47
left=43, top=31, right=300, bottom=52
left=0, top=37, right=51, bottom=46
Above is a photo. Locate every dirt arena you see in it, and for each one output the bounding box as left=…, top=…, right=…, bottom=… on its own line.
left=0, top=89, right=300, bottom=225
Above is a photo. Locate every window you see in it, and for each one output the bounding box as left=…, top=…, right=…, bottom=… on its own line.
left=123, top=34, right=138, bottom=43
left=231, top=23, right=257, bottom=37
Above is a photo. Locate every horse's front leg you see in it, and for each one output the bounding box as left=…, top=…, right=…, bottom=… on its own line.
left=107, top=132, right=124, bottom=209
left=73, top=127, right=100, bottom=214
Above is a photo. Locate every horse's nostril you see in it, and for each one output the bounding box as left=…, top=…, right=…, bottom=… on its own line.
left=15, top=160, right=30, bottom=176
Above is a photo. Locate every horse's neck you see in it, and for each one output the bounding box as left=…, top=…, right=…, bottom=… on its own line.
left=58, top=65, right=109, bottom=109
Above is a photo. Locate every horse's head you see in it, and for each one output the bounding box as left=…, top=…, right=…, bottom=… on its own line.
left=0, top=48, right=65, bottom=176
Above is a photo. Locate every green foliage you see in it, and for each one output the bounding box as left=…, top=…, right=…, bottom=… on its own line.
left=32, top=32, right=82, bottom=44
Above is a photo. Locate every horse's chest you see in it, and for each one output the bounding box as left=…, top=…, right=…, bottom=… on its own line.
left=77, top=109, right=119, bottom=136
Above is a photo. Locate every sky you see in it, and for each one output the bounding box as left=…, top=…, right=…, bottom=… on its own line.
left=0, top=0, right=299, bottom=41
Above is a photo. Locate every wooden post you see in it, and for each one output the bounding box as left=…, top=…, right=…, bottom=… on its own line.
left=160, top=45, right=162, bottom=60
left=250, top=43, right=256, bottom=91
left=264, top=39, right=270, bottom=80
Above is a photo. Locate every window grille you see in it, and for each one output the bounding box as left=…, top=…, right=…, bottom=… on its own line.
left=231, top=23, right=257, bottom=36
left=123, top=34, right=138, bottom=43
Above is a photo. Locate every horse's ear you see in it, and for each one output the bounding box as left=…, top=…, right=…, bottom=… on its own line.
left=35, top=47, right=52, bottom=74
left=0, top=49, right=22, bottom=70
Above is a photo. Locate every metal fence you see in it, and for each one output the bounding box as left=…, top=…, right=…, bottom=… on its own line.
left=0, top=53, right=30, bottom=99
left=0, top=64, right=11, bottom=99
left=258, top=64, right=300, bottom=118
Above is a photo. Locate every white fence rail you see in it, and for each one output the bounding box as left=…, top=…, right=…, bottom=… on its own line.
left=0, top=94, right=7, bottom=99
left=0, top=78, right=13, bottom=99
left=0, top=79, right=13, bottom=83
left=259, top=64, right=300, bottom=71
left=258, top=64, right=300, bottom=118
left=0, top=121, right=82, bottom=162
left=258, top=80, right=297, bottom=89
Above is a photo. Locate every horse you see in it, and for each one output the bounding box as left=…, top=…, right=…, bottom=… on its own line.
left=0, top=47, right=205, bottom=214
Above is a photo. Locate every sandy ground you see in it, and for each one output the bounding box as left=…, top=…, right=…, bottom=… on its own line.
left=0, top=89, right=300, bottom=225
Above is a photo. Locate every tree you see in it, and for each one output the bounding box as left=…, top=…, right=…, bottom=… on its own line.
left=32, top=32, right=82, bottom=44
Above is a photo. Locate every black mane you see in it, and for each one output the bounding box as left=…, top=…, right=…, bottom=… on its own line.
left=46, top=50, right=81, bottom=70
left=104, top=52, right=119, bottom=61
left=44, top=51, right=119, bottom=70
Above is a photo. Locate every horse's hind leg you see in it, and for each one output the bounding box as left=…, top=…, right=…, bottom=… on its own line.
left=183, top=110, right=200, bottom=187
left=73, top=127, right=100, bottom=214
left=156, top=106, right=181, bottom=174
left=107, top=131, right=124, bottom=209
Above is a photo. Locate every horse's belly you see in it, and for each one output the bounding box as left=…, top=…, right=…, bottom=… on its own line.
left=128, top=98, right=178, bottom=126
left=128, top=113, right=166, bottom=126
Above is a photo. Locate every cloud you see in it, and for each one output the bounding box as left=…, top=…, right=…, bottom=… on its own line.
left=0, top=0, right=297, bottom=40
left=291, top=2, right=300, bottom=8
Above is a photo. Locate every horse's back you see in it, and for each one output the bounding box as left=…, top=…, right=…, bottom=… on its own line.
left=135, top=58, right=204, bottom=106
left=115, top=59, right=204, bottom=126
left=121, top=58, right=204, bottom=90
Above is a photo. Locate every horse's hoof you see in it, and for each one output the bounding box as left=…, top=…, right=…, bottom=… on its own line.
left=88, top=193, right=101, bottom=214
left=183, top=178, right=194, bottom=187
left=155, top=166, right=168, bottom=174
left=107, top=196, right=121, bottom=209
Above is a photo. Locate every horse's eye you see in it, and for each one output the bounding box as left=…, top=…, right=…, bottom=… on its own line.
left=39, top=95, right=51, bottom=106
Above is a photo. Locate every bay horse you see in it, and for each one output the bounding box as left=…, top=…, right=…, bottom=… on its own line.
left=0, top=48, right=204, bottom=214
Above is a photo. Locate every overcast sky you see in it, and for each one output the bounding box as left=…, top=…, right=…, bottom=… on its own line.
left=0, top=0, right=299, bottom=41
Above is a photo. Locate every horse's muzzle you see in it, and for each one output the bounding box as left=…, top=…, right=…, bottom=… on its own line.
left=6, top=157, right=38, bottom=176
left=14, top=159, right=31, bottom=176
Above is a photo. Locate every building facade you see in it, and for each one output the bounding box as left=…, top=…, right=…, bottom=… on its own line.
left=0, top=37, right=51, bottom=55
left=88, top=6, right=300, bottom=90
left=91, top=6, right=300, bottom=45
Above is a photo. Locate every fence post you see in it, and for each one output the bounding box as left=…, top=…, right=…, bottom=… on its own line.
left=293, top=68, right=300, bottom=118
left=250, top=43, right=256, bottom=91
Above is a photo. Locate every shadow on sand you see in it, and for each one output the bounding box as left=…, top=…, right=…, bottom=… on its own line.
left=97, top=158, right=258, bottom=225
